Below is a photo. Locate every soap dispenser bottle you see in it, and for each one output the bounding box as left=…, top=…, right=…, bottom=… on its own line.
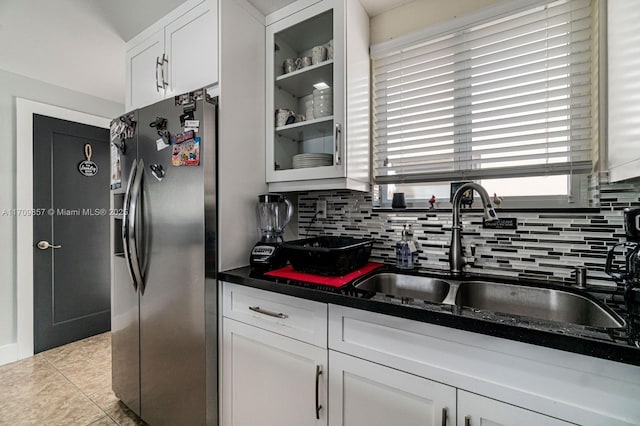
left=396, top=225, right=418, bottom=269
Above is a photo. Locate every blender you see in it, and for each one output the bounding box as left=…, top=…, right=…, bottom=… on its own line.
left=250, top=193, right=294, bottom=272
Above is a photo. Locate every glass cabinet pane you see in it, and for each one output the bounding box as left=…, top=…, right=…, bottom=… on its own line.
left=273, top=9, right=334, bottom=172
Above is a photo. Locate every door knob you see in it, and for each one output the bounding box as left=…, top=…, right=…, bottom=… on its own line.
left=37, top=241, right=62, bottom=250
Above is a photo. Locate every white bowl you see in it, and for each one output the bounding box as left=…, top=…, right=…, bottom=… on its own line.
left=313, top=101, right=332, bottom=110
left=313, top=107, right=333, bottom=118
left=313, top=94, right=333, bottom=102
left=313, top=88, right=332, bottom=97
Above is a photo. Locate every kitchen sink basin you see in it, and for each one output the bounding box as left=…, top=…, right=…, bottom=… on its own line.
left=354, top=272, right=450, bottom=303
left=455, top=281, right=626, bottom=329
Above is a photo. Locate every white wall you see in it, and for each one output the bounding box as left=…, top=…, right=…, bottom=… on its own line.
left=0, top=69, right=123, bottom=351
left=217, top=0, right=268, bottom=270
left=0, top=0, right=126, bottom=103
left=369, top=0, right=506, bottom=44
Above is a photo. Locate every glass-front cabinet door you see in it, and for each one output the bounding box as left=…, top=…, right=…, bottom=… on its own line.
left=266, top=0, right=346, bottom=183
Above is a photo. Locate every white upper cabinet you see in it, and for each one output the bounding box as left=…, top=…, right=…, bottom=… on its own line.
left=127, top=30, right=165, bottom=111
left=127, top=30, right=164, bottom=111
left=125, top=0, right=218, bottom=111
left=265, top=0, right=370, bottom=192
left=164, top=2, right=218, bottom=97
left=607, top=1, right=640, bottom=182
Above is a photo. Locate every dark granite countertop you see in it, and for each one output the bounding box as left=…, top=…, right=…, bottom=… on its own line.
left=219, top=266, right=640, bottom=366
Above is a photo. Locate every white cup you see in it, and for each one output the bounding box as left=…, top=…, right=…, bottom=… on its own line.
left=326, top=40, right=333, bottom=60
left=311, top=46, right=327, bottom=65
left=283, top=59, right=296, bottom=74
left=276, top=109, right=292, bottom=127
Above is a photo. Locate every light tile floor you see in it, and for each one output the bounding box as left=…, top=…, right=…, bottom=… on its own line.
left=0, top=333, right=145, bottom=426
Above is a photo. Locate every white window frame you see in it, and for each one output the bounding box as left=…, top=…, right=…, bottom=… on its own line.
left=371, top=0, right=595, bottom=210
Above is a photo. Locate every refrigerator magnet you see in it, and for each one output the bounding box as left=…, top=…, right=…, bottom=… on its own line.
left=110, top=143, right=121, bottom=190
left=156, top=138, right=170, bottom=151
left=173, top=130, right=195, bottom=144
left=149, top=163, right=165, bottom=181
left=172, top=137, right=200, bottom=167
left=184, top=120, right=199, bottom=133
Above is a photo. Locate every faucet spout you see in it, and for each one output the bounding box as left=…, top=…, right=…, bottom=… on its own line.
left=449, top=183, right=498, bottom=276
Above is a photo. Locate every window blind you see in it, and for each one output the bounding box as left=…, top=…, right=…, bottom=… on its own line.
left=372, top=0, right=593, bottom=185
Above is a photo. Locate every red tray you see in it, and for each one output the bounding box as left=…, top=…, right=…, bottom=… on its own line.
left=265, top=262, right=384, bottom=288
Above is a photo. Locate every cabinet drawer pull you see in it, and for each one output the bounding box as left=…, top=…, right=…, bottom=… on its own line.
left=315, top=365, right=323, bottom=419
left=465, top=415, right=471, bottom=426
left=248, top=306, right=288, bottom=319
left=441, top=407, right=448, bottom=426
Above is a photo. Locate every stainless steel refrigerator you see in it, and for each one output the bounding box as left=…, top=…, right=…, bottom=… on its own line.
left=111, top=91, right=217, bottom=425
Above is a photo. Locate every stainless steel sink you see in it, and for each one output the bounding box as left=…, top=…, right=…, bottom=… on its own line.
left=353, top=271, right=625, bottom=329
left=455, top=281, right=625, bottom=329
left=354, top=273, right=450, bottom=304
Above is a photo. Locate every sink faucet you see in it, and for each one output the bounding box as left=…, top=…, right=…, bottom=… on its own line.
left=450, top=182, right=498, bottom=276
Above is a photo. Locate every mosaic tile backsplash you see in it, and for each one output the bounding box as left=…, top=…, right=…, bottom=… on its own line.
left=297, top=175, right=640, bottom=288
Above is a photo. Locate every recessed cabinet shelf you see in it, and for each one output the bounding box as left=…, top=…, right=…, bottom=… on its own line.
left=276, top=60, right=334, bottom=97
left=276, top=116, right=333, bottom=141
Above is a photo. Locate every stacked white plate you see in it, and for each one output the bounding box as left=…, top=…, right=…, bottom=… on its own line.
left=292, top=153, right=333, bottom=169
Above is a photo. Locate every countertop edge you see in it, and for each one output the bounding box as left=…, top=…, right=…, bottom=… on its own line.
left=219, top=268, right=640, bottom=367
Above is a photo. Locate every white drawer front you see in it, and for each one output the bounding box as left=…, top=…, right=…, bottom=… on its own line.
left=222, top=282, right=327, bottom=347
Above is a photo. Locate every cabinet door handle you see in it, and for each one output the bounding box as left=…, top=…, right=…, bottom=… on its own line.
left=155, top=56, right=161, bottom=92
left=441, top=407, right=447, bottom=426
left=156, top=54, right=168, bottom=91
left=161, top=53, right=169, bottom=89
left=315, top=365, right=323, bottom=420
left=465, top=415, right=471, bottom=426
left=334, top=123, right=342, bottom=165
left=248, top=306, right=288, bottom=319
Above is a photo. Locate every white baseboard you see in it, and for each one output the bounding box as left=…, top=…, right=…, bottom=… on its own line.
left=0, top=343, right=18, bottom=366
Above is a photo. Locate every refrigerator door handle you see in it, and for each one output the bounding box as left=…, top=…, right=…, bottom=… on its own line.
left=128, top=159, right=145, bottom=294
left=122, top=159, right=138, bottom=291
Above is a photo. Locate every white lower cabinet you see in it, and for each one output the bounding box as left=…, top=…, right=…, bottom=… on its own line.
left=329, top=350, right=456, bottom=426
left=328, top=305, right=640, bottom=425
left=222, top=318, right=327, bottom=426
left=457, top=391, right=572, bottom=426
left=221, top=285, right=639, bottom=426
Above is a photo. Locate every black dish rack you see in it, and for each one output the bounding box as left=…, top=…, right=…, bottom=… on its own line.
left=282, top=236, right=374, bottom=276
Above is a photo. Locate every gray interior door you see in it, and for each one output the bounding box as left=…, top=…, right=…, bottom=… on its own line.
left=33, top=114, right=111, bottom=353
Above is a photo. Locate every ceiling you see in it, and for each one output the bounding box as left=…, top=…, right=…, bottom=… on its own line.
left=247, top=0, right=415, bottom=17
left=81, top=0, right=190, bottom=41
left=0, top=0, right=413, bottom=105
left=0, top=0, right=194, bottom=104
